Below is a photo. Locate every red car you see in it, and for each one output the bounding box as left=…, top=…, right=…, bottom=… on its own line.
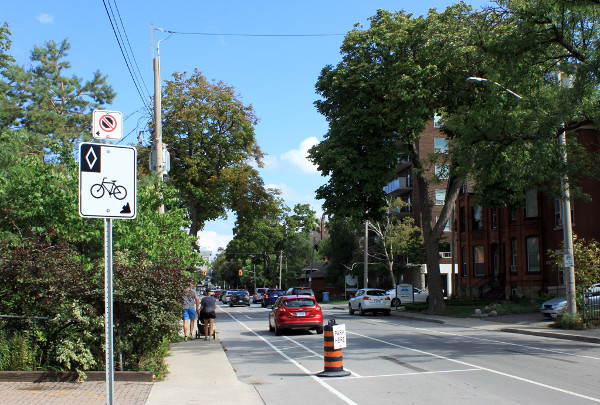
left=269, top=295, right=323, bottom=335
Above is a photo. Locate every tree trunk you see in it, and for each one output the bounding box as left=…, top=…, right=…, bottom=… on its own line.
left=409, top=143, right=464, bottom=314
left=189, top=200, right=199, bottom=236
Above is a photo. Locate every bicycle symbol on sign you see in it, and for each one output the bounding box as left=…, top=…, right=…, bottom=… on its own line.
left=90, top=177, right=127, bottom=200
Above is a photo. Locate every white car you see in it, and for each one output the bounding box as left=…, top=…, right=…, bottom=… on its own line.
left=348, top=288, right=391, bottom=316
left=386, top=286, right=429, bottom=306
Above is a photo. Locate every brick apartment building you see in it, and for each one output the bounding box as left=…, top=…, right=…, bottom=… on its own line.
left=386, top=119, right=600, bottom=299
left=456, top=125, right=600, bottom=299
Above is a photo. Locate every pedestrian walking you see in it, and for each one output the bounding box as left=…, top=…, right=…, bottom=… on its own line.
left=200, top=288, right=217, bottom=340
left=182, top=284, right=200, bottom=341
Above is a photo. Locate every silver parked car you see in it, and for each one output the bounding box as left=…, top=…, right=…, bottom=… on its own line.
left=540, top=296, right=567, bottom=318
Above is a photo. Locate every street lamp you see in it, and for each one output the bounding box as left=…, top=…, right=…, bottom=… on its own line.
left=466, top=76, right=576, bottom=314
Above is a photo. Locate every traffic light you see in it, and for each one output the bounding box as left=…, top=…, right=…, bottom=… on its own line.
left=202, top=269, right=207, bottom=275
left=238, top=269, right=243, bottom=276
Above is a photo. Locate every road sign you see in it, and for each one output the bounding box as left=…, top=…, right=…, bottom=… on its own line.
left=563, top=254, right=574, bottom=268
left=93, top=110, right=123, bottom=140
left=79, top=142, right=136, bottom=219
left=332, top=324, right=347, bottom=349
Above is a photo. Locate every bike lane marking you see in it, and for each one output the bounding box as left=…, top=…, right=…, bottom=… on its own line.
left=220, top=307, right=359, bottom=405
left=348, top=330, right=600, bottom=403
left=385, top=321, right=600, bottom=361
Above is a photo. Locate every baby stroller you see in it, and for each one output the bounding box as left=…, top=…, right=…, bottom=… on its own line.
left=195, top=311, right=216, bottom=339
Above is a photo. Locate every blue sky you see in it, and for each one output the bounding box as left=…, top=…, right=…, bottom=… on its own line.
left=2, top=0, right=488, bottom=256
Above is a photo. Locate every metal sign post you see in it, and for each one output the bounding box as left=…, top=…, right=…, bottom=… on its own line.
left=79, top=114, right=135, bottom=405
left=105, top=218, right=114, bottom=405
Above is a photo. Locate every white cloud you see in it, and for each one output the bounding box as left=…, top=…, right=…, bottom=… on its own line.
left=37, top=14, right=54, bottom=24
left=266, top=182, right=323, bottom=217
left=196, top=230, right=233, bottom=256
left=280, top=137, right=319, bottom=174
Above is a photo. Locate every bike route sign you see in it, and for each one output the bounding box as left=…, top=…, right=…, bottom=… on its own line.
left=79, top=142, right=137, bottom=219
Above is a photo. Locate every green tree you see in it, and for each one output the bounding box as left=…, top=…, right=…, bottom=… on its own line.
left=547, top=235, right=600, bottom=289
left=0, top=22, right=19, bottom=130
left=160, top=69, right=270, bottom=236
left=368, top=198, right=425, bottom=286
left=4, top=39, right=115, bottom=156
left=309, top=6, right=484, bottom=313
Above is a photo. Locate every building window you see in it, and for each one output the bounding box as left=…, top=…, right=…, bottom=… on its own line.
left=511, top=238, right=518, bottom=273
left=472, top=206, right=483, bottom=230
left=439, top=242, right=451, bottom=259
left=433, top=113, right=444, bottom=128
left=435, top=163, right=449, bottom=179
left=526, top=236, right=540, bottom=273
left=525, top=189, right=538, bottom=218
left=554, top=198, right=574, bottom=227
left=460, top=207, right=465, bottom=233
left=435, top=189, right=446, bottom=205
left=461, top=247, right=467, bottom=276
left=491, top=208, right=497, bottom=229
left=473, top=245, right=485, bottom=276
left=434, top=138, right=449, bottom=153
left=510, top=207, right=517, bottom=221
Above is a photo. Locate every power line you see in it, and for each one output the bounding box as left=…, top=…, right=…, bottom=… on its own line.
left=102, top=0, right=151, bottom=114
left=155, top=27, right=345, bottom=38
left=111, top=0, right=151, bottom=96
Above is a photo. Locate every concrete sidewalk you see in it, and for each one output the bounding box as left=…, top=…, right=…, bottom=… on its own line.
left=145, top=337, right=264, bottom=405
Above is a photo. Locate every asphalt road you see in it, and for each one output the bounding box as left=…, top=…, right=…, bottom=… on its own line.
left=217, top=303, right=600, bottom=405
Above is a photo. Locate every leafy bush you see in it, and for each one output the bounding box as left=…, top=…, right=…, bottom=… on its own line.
left=553, top=312, right=585, bottom=330
left=0, top=329, right=38, bottom=371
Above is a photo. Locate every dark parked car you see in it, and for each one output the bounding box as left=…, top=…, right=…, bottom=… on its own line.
left=229, top=290, right=250, bottom=307
left=262, top=289, right=285, bottom=307
left=269, top=295, right=324, bottom=335
left=285, top=286, right=315, bottom=297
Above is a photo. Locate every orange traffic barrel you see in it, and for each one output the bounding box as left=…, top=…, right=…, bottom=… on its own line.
left=317, top=320, right=350, bottom=377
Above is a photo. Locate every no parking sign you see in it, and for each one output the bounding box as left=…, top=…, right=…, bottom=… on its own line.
left=93, top=110, right=123, bottom=140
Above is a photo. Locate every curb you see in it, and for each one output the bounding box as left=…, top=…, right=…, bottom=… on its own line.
left=0, top=370, right=154, bottom=383
left=500, top=328, right=600, bottom=344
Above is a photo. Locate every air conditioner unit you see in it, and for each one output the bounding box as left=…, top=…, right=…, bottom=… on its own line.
left=439, top=252, right=452, bottom=259
left=510, top=265, right=518, bottom=272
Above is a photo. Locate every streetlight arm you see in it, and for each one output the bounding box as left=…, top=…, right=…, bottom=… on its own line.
left=466, top=76, right=523, bottom=99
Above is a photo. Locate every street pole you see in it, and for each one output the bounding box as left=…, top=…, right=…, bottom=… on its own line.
left=278, top=250, right=283, bottom=289
left=309, top=239, right=315, bottom=289
left=467, top=75, right=576, bottom=313
left=153, top=32, right=164, bottom=214
left=560, top=127, right=577, bottom=314
left=364, top=220, right=369, bottom=289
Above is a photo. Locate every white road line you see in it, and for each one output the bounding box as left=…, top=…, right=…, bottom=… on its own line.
left=337, top=368, right=482, bottom=380
left=402, top=324, right=600, bottom=361
left=349, top=331, right=600, bottom=403
left=221, top=308, right=358, bottom=405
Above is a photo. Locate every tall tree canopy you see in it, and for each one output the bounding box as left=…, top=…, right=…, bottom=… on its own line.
left=309, top=1, right=600, bottom=313
left=0, top=33, right=115, bottom=155
left=160, top=69, right=271, bottom=236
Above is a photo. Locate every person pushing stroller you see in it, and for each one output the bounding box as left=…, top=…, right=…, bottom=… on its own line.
left=199, top=289, right=217, bottom=340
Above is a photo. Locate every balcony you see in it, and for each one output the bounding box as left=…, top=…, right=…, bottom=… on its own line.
left=384, top=176, right=412, bottom=196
